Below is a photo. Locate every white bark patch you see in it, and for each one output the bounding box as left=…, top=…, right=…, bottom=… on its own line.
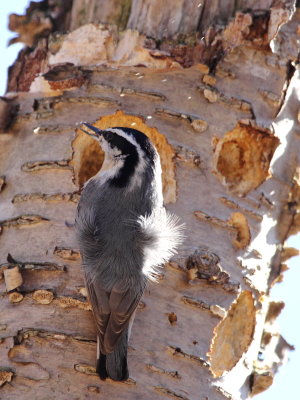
left=49, top=24, right=115, bottom=66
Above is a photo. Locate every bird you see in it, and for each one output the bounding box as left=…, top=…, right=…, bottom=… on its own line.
left=75, top=123, right=183, bottom=381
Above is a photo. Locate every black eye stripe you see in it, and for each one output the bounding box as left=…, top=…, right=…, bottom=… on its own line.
left=103, top=127, right=156, bottom=188
left=111, top=127, right=156, bottom=163
left=111, top=151, right=139, bottom=188
left=102, top=131, right=133, bottom=153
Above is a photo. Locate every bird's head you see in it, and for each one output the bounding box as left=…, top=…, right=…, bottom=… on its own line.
left=80, top=123, right=159, bottom=189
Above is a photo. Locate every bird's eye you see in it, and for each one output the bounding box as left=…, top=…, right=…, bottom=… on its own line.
left=115, top=153, right=127, bottom=159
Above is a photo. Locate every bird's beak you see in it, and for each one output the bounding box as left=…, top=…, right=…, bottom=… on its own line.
left=80, top=122, right=102, bottom=138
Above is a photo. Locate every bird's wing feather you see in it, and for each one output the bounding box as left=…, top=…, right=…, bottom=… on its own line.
left=103, top=281, right=145, bottom=354
left=85, top=279, right=110, bottom=348
left=86, top=276, right=145, bottom=354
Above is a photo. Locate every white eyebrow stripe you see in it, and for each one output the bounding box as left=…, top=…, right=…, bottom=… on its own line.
left=106, top=128, right=143, bottom=154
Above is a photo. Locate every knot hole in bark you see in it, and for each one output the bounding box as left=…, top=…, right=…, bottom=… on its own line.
left=70, top=128, right=105, bottom=188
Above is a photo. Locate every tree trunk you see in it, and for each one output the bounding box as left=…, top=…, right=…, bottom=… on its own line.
left=1, top=1, right=299, bottom=399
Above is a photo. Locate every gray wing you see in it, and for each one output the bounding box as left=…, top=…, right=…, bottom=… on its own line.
left=86, top=280, right=110, bottom=351
left=86, top=278, right=145, bottom=354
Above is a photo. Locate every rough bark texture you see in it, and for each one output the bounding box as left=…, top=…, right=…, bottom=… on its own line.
left=1, top=1, right=299, bottom=399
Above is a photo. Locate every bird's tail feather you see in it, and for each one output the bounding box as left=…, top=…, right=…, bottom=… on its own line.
left=96, top=353, right=108, bottom=380
left=96, top=331, right=129, bottom=381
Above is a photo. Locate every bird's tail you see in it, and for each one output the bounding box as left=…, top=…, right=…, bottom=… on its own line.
left=96, top=330, right=129, bottom=381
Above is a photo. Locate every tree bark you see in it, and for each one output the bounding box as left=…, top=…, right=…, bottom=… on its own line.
left=0, top=1, right=299, bottom=399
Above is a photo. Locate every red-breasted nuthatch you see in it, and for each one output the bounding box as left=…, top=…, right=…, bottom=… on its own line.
left=76, top=123, right=183, bottom=381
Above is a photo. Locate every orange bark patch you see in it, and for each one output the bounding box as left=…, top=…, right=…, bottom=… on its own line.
left=251, top=372, right=273, bottom=396
left=32, top=290, right=54, bottom=305
left=228, top=212, right=251, bottom=249
left=0, top=370, right=13, bottom=387
left=70, top=131, right=104, bottom=188
left=208, top=290, right=255, bottom=377
left=213, top=123, right=279, bottom=196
